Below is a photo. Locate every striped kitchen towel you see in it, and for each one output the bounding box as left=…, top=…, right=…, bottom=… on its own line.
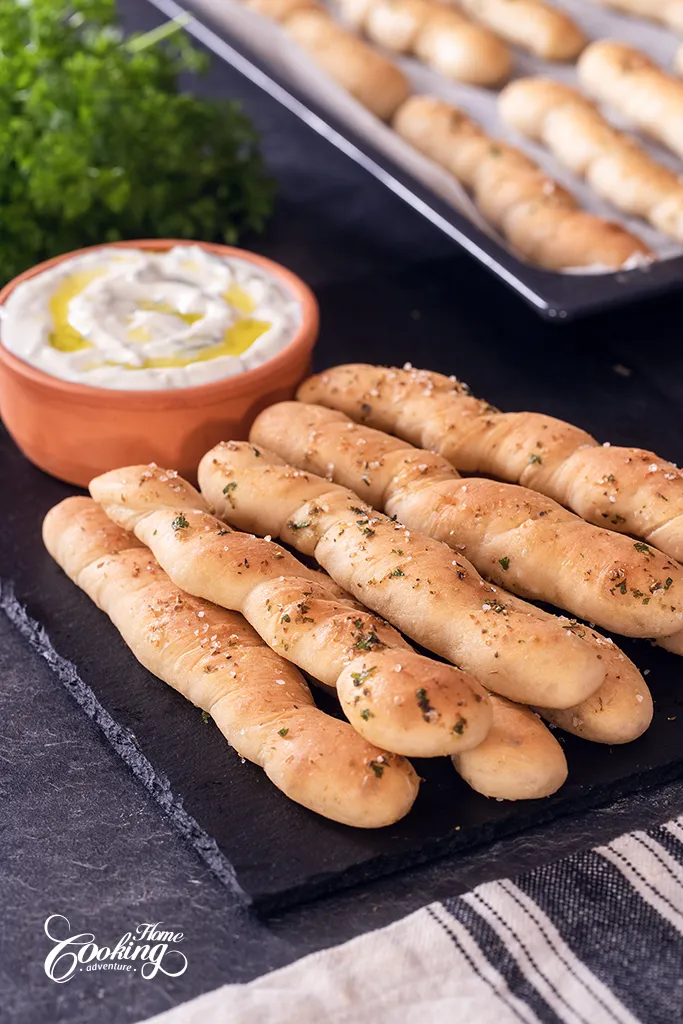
left=142, top=816, right=683, bottom=1024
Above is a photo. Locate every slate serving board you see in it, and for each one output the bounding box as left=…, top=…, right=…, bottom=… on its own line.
left=3, top=257, right=683, bottom=913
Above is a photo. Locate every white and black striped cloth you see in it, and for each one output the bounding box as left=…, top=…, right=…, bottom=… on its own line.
left=143, top=817, right=683, bottom=1024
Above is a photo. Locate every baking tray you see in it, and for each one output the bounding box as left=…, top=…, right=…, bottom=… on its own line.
left=147, top=0, right=683, bottom=320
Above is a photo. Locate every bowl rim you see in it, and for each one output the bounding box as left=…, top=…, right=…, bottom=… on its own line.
left=0, top=239, right=319, bottom=409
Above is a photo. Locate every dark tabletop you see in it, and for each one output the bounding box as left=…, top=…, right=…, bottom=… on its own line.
left=4, top=2, right=683, bottom=1022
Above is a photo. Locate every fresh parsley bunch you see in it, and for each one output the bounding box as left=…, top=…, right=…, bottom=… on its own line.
left=0, top=0, right=275, bottom=283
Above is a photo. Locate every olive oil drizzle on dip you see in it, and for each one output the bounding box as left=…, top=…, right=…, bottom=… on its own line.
left=1, top=246, right=301, bottom=390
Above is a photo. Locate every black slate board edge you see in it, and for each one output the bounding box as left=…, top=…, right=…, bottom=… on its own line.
left=150, top=0, right=683, bottom=322
left=254, top=760, right=683, bottom=913
left=0, top=580, right=252, bottom=909
left=6, top=569, right=683, bottom=915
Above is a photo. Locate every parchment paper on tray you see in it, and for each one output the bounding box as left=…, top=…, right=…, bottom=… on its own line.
left=189, top=0, right=683, bottom=272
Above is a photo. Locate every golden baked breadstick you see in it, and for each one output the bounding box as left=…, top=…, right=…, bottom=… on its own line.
left=393, top=95, right=651, bottom=270
left=455, top=696, right=567, bottom=799
left=43, top=497, right=420, bottom=827
left=248, top=401, right=683, bottom=639
left=299, top=364, right=683, bottom=564
left=89, top=465, right=491, bottom=759
left=456, top=0, right=585, bottom=61
left=588, top=0, right=683, bottom=33
left=340, top=0, right=511, bottom=87
left=199, top=442, right=607, bottom=709
left=245, top=0, right=319, bottom=18
left=282, top=8, right=410, bottom=119
left=500, top=77, right=683, bottom=242
left=534, top=621, right=652, bottom=744
left=578, top=42, right=683, bottom=163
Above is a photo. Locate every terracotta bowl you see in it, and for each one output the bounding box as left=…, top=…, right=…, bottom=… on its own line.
left=0, top=240, right=319, bottom=486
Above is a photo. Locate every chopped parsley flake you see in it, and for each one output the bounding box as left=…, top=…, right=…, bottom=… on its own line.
left=499, top=557, right=510, bottom=571
left=415, top=687, right=435, bottom=720
left=288, top=520, right=311, bottom=530
left=222, top=482, right=237, bottom=495
left=351, top=667, right=377, bottom=686
left=201, top=710, right=211, bottom=725
left=360, top=708, right=373, bottom=721
left=389, top=568, right=405, bottom=578
left=391, top=548, right=404, bottom=556
left=634, top=542, right=652, bottom=555
left=356, top=630, right=381, bottom=651
left=172, top=514, right=189, bottom=531
left=529, top=454, right=543, bottom=465
left=368, top=760, right=384, bottom=778
left=278, top=727, right=289, bottom=737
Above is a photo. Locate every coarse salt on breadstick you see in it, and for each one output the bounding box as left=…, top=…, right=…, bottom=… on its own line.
left=393, top=94, right=651, bottom=270
left=578, top=41, right=683, bottom=163
left=89, top=465, right=491, bottom=759
left=500, top=77, right=683, bottom=243
left=43, top=497, right=420, bottom=828
left=249, top=401, right=683, bottom=640
left=299, top=364, right=683, bottom=566
left=199, top=441, right=606, bottom=710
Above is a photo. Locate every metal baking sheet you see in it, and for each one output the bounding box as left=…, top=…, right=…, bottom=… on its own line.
left=147, top=0, right=683, bottom=318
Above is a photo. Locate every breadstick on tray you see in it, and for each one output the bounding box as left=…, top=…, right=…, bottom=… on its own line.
left=299, top=364, right=683, bottom=564
left=392, top=94, right=651, bottom=270
left=578, top=42, right=683, bottom=163
left=455, top=0, right=586, bottom=61
left=499, top=77, right=683, bottom=243
left=248, top=401, right=683, bottom=640
left=249, top=1, right=410, bottom=120
left=588, top=0, right=683, bottom=33
left=89, top=465, right=492, bottom=759
left=43, top=497, right=420, bottom=828
left=202, top=437, right=652, bottom=745
left=199, top=442, right=606, bottom=710
left=339, top=0, right=511, bottom=87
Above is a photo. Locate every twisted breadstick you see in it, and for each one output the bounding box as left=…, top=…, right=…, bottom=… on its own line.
left=89, top=465, right=491, bottom=759
left=249, top=401, right=683, bottom=639
left=201, top=439, right=652, bottom=744
left=252, top=2, right=410, bottom=120
left=454, top=694, right=567, bottom=799
left=499, top=78, right=683, bottom=243
left=199, top=442, right=606, bottom=709
left=43, top=497, right=420, bottom=827
left=339, top=0, right=511, bottom=86
left=588, top=0, right=683, bottom=33
left=456, top=0, right=585, bottom=61
left=578, top=42, right=683, bottom=163
left=393, top=95, right=651, bottom=270
left=299, top=364, right=683, bottom=564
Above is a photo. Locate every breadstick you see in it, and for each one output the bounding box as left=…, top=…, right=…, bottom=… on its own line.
left=339, top=0, right=511, bottom=87
left=456, top=0, right=585, bottom=61
left=455, top=695, right=567, bottom=799
left=89, top=465, right=491, bottom=759
left=282, top=8, right=410, bottom=120
left=199, top=442, right=606, bottom=709
left=534, top=620, right=652, bottom=744
left=299, top=364, right=683, bottom=564
left=43, top=497, right=420, bottom=828
left=393, top=95, right=651, bottom=270
left=500, top=78, right=683, bottom=242
left=578, top=42, right=683, bottom=163
left=248, top=401, right=683, bottom=639
left=245, top=0, right=319, bottom=19
left=588, top=0, right=683, bottom=33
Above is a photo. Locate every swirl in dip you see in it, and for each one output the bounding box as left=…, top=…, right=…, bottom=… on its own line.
left=0, top=245, right=302, bottom=390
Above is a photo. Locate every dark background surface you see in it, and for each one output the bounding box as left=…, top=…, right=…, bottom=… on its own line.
left=3, top=2, right=683, bottom=1022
